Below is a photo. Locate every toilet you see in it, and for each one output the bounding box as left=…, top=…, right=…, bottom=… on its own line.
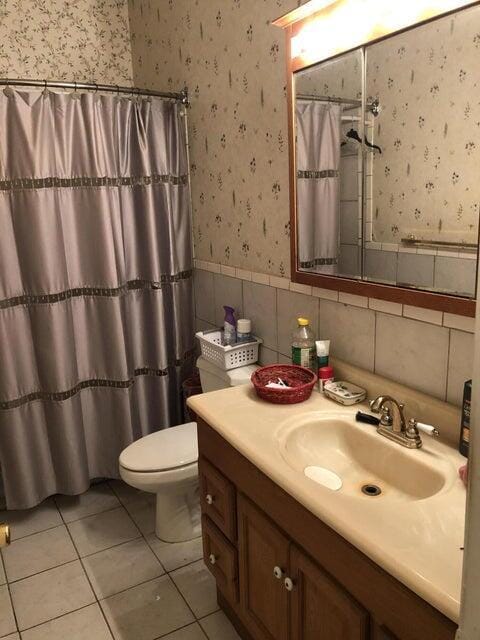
left=119, top=356, right=258, bottom=542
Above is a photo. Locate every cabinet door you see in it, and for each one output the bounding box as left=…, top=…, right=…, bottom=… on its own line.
left=238, top=494, right=290, bottom=640
left=290, top=545, right=369, bottom=640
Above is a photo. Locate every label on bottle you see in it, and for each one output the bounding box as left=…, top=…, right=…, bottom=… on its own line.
left=292, top=346, right=315, bottom=369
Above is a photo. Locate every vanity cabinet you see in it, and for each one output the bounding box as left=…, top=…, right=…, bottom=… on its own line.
left=198, top=418, right=457, bottom=640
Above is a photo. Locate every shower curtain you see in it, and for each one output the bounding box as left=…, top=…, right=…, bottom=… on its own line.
left=0, top=88, right=195, bottom=509
left=296, top=101, right=341, bottom=274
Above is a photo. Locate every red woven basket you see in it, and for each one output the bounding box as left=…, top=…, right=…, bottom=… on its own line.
left=251, top=365, right=317, bottom=404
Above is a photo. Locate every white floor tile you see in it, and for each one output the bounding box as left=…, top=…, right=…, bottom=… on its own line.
left=20, top=604, right=112, bottom=640
left=161, top=623, right=207, bottom=639
left=0, top=498, right=62, bottom=540
left=2, top=525, right=77, bottom=582
left=200, top=610, right=241, bottom=640
left=0, top=584, right=16, bottom=637
left=83, top=537, right=164, bottom=599
left=67, top=507, right=140, bottom=557
left=100, top=575, right=194, bottom=640
left=145, top=533, right=203, bottom=572
left=108, top=480, right=143, bottom=506
left=2, top=634, right=20, bottom=640
left=170, top=560, right=218, bottom=619
left=0, top=558, right=6, bottom=585
left=123, top=493, right=156, bottom=536
left=55, top=484, right=120, bottom=523
left=10, top=560, right=95, bottom=631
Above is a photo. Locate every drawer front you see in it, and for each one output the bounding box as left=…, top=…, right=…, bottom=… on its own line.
left=199, top=457, right=236, bottom=541
left=202, top=515, right=239, bottom=604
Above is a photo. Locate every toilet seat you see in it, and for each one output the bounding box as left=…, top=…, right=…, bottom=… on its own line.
left=119, top=422, right=198, bottom=473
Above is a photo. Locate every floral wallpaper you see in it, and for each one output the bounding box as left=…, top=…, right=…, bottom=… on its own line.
left=367, top=5, right=480, bottom=245
left=0, top=0, right=133, bottom=85
left=128, top=0, right=309, bottom=278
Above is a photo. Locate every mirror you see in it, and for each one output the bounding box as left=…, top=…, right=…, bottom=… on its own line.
left=293, top=4, right=479, bottom=299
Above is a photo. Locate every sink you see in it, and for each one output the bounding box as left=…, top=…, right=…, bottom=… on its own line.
left=277, top=412, right=451, bottom=501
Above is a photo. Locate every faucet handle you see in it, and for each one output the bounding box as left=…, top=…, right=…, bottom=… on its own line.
left=408, top=418, right=439, bottom=438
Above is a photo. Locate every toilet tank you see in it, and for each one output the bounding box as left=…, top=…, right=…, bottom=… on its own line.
left=197, top=356, right=258, bottom=392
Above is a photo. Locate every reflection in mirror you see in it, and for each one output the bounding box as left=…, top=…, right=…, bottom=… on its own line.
left=293, top=4, right=479, bottom=300
left=294, top=49, right=365, bottom=279
left=365, top=6, right=479, bottom=297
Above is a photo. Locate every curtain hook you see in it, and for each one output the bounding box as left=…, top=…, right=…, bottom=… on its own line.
left=116, top=85, right=120, bottom=97
left=74, top=81, right=77, bottom=93
left=94, top=83, right=99, bottom=94
left=44, top=79, right=47, bottom=90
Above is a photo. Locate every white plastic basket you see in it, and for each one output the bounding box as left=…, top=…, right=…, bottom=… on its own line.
left=196, top=329, right=262, bottom=371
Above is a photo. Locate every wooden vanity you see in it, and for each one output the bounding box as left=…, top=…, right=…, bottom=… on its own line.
left=197, top=418, right=458, bottom=640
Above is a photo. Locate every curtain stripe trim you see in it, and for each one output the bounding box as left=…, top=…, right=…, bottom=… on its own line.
left=0, top=272, right=193, bottom=310
left=300, top=258, right=338, bottom=267
left=0, top=173, right=188, bottom=191
left=0, top=350, right=196, bottom=410
left=297, top=170, right=339, bottom=179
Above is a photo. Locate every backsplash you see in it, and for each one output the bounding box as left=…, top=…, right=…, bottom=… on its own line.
left=128, top=0, right=308, bottom=278
left=194, top=262, right=474, bottom=408
left=0, top=0, right=133, bottom=84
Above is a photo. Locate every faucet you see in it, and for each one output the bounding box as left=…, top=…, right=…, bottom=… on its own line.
left=369, top=395, right=439, bottom=449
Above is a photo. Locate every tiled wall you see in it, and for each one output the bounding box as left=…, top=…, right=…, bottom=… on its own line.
left=364, top=246, right=477, bottom=296
left=194, top=261, right=475, bottom=407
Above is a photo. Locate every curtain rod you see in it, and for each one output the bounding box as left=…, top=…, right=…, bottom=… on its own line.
left=297, top=93, right=380, bottom=115
left=0, top=78, right=189, bottom=104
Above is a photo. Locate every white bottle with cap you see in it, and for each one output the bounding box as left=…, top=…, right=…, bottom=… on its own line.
left=236, top=318, right=252, bottom=343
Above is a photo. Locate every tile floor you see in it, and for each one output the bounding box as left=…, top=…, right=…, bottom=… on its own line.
left=0, top=481, right=241, bottom=640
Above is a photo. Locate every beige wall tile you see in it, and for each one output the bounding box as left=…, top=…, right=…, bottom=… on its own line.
left=243, top=281, right=277, bottom=350
left=194, top=270, right=215, bottom=325
left=375, top=314, right=449, bottom=400
left=320, top=300, right=375, bottom=371
left=403, top=305, right=443, bottom=326
left=269, top=275, right=290, bottom=290
left=251, top=272, right=270, bottom=285
left=444, top=312, right=475, bottom=333
left=290, top=282, right=312, bottom=295
left=213, top=274, right=243, bottom=327
left=258, top=345, right=279, bottom=366
left=311, top=286, right=339, bottom=301
left=338, top=292, right=368, bottom=308
left=277, top=289, right=319, bottom=357
left=368, top=298, right=402, bottom=316
left=447, top=330, right=474, bottom=407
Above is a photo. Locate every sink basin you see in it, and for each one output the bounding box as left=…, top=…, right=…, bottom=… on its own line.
left=277, top=412, right=451, bottom=501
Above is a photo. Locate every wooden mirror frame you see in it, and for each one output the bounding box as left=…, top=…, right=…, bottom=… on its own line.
left=275, top=3, right=478, bottom=317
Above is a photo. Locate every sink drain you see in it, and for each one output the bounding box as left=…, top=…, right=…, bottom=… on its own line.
left=361, top=484, right=382, bottom=497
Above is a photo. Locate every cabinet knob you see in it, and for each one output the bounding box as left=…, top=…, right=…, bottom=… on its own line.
left=284, top=577, right=295, bottom=591
left=205, top=494, right=214, bottom=505
left=209, top=554, right=216, bottom=565
left=273, top=566, right=284, bottom=580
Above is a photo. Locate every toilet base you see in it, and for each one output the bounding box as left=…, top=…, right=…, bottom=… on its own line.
left=155, top=478, right=201, bottom=543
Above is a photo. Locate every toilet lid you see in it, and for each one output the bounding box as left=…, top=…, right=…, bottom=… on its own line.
left=119, top=422, right=198, bottom=472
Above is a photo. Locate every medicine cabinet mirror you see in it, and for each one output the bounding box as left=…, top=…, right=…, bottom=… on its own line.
left=288, top=3, right=480, bottom=315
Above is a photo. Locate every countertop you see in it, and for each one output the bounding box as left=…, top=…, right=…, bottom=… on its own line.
left=188, top=384, right=467, bottom=622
